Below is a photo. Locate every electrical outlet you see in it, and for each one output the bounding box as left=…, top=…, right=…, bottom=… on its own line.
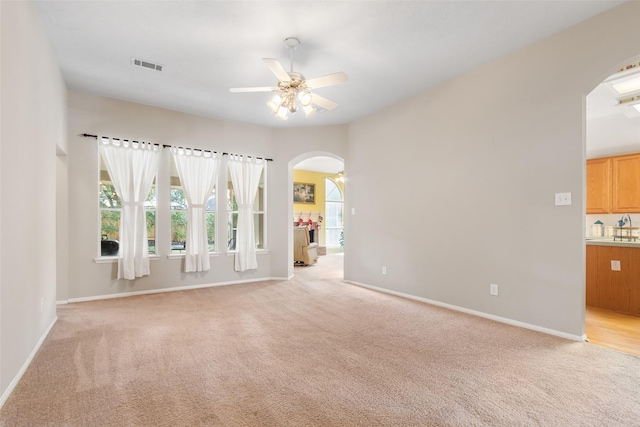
left=611, top=260, right=621, bottom=271
left=382, top=266, right=387, bottom=275
left=490, top=283, right=499, bottom=296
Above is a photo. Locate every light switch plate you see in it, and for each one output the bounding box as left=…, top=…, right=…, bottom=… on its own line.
left=611, top=260, right=621, bottom=271
left=554, top=192, right=572, bottom=206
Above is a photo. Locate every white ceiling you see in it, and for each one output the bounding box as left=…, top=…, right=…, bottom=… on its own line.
left=586, top=70, right=640, bottom=158
left=34, top=0, right=627, bottom=131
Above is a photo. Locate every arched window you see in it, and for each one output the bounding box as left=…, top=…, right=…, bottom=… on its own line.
left=325, top=178, right=343, bottom=248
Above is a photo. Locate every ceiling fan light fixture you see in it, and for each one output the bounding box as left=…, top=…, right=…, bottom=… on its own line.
left=232, top=37, right=347, bottom=121
left=298, top=91, right=312, bottom=106
left=303, top=104, right=316, bottom=117
left=267, top=94, right=282, bottom=113
left=276, top=106, right=288, bottom=120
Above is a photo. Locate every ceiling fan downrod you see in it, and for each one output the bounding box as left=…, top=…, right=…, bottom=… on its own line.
left=284, top=37, right=299, bottom=73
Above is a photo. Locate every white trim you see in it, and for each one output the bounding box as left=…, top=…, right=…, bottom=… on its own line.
left=0, top=316, right=58, bottom=410
left=226, top=249, right=269, bottom=256
left=94, top=255, right=160, bottom=264
left=346, top=280, right=585, bottom=342
left=66, top=276, right=286, bottom=303
left=166, top=252, right=221, bottom=260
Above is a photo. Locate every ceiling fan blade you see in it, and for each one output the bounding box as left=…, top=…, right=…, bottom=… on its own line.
left=305, top=72, right=348, bottom=89
left=229, top=86, right=274, bottom=93
left=311, top=93, right=338, bottom=110
left=263, top=58, right=291, bottom=82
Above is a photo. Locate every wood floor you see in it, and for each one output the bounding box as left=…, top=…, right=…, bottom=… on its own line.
left=586, top=306, right=640, bottom=357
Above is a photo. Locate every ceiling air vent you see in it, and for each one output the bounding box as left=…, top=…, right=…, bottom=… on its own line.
left=131, top=57, right=163, bottom=71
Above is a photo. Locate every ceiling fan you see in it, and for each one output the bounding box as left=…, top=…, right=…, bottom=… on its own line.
left=230, top=37, right=348, bottom=120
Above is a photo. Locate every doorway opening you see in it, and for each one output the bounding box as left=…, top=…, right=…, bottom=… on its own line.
left=585, top=58, right=640, bottom=356
left=290, top=153, right=344, bottom=278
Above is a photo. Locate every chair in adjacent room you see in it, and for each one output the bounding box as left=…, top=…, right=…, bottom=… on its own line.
left=293, top=226, right=318, bottom=266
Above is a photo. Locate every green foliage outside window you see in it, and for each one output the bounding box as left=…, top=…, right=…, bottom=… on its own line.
left=171, top=211, right=187, bottom=243
left=100, top=182, right=156, bottom=254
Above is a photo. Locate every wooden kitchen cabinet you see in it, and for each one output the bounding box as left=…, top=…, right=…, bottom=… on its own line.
left=586, top=157, right=611, bottom=214
left=612, top=153, right=640, bottom=213
left=586, top=244, right=640, bottom=316
left=586, top=152, right=640, bottom=214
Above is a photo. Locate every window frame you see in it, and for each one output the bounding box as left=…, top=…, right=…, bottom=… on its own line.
left=324, top=177, right=344, bottom=248
left=226, top=161, right=267, bottom=253
left=96, top=150, right=158, bottom=260
left=169, top=166, right=218, bottom=256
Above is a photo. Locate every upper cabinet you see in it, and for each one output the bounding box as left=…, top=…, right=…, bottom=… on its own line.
left=587, top=153, right=640, bottom=214
left=586, top=157, right=611, bottom=214
left=612, top=153, right=640, bottom=213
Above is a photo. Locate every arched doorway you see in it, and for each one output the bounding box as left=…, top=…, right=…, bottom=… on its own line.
left=585, top=57, right=640, bottom=356
left=289, top=153, right=345, bottom=278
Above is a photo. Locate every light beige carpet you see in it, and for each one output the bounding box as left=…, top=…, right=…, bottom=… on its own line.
left=1, top=254, right=639, bottom=426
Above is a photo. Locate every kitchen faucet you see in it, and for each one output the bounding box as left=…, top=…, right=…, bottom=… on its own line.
left=618, top=213, right=634, bottom=241
left=620, top=213, right=632, bottom=229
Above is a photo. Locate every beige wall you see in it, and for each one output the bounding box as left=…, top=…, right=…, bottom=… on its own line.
left=0, top=1, right=67, bottom=402
left=66, top=91, right=348, bottom=299
left=345, top=1, right=640, bottom=339
left=67, top=91, right=275, bottom=299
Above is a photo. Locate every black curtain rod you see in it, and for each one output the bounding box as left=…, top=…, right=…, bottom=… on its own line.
left=82, top=133, right=273, bottom=161
left=82, top=133, right=160, bottom=147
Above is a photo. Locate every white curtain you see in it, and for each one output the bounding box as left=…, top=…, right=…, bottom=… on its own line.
left=171, top=147, right=219, bottom=272
left=99, top=137, right=159, bottom=280
left=227, top=155, right=265, bottom=272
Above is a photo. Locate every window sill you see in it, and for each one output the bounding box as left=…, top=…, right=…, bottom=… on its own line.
left=94, top=255, right=161, bottom=264
left=226, top=249, right=269, bottom=256
left=94, top=251, right=268, bottom=262
left=167, top=252, right=221, bottom=260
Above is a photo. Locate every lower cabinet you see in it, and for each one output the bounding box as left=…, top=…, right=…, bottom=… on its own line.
left=586, top=245, right=640, bottom=316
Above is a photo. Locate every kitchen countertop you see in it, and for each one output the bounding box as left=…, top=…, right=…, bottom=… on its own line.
left=586, top=237, right=640, bottom=248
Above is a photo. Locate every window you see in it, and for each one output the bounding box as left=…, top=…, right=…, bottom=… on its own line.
left=325, top=178, right=343, bottom=247
left=99, top=158, right=156, bottom=256
left=227, top=164, right=266, bottom=251
left=170, top=158, right=216, bottom=254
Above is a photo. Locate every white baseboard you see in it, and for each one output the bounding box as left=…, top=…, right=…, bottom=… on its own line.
left=64, top=276, right=288, bottom=304
left=0, top=316, right=58, bottom=410
left=346, top=280, right=585, bottom=342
